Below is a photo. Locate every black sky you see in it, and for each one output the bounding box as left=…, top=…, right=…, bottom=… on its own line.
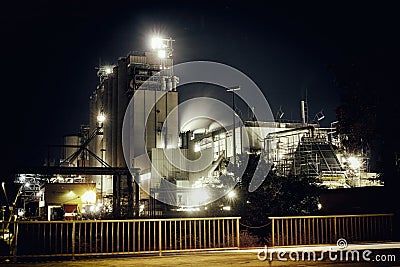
left=1, top=1, right=398, bottom=181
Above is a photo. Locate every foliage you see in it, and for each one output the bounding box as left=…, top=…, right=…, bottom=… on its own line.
left=328, top=52, right=400, bottom=175
left=209, top=154, right=323, bottom=241
left=330, top=62, right=378, bottom=154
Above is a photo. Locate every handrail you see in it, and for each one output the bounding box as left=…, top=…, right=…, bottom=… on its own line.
left=268, top=213, right=393, bottom=219
left=14, top=216, right=241, bottom=224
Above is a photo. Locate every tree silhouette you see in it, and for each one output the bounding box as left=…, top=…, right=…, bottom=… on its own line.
left=219, top=154, right=323, bottom=240
left=329, top=50, right=400, bottom=177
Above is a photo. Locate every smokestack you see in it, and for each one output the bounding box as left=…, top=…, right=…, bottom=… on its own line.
left=301, top=100, right=306, bottom=124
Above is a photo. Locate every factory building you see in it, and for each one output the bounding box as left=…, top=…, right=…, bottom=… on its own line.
left=14, top=38, right=179, bottom=219
left=83, top=37, right=179, bottom=215
left=149, top=116, right=381, bottom=210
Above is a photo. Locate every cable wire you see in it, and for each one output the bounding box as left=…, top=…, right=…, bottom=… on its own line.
left=239, top=221, right=271, bottom=229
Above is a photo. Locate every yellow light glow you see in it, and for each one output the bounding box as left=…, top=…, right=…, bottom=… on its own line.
left=81, top=190, right=96, bottom=203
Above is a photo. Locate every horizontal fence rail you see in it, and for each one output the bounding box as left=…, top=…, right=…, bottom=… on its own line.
left=269, top=214, right=393, bottom=247
left=0, top=217, right=240, bottom=259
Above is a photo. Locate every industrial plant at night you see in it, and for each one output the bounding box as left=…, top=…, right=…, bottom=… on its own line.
left=2, top=2, right=399, bottom=264
left=8, top=37, right=382, bottom=221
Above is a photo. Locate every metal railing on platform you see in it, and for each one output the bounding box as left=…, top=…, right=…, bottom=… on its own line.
left=1, top=217, right=240, bottom=259
left=269, top=214, right=393, bottom=247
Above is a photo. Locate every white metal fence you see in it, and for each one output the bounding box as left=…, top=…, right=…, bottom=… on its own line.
left=269, top=214, right=393, bottom=247
left=1, top=217, right=240, bottom=259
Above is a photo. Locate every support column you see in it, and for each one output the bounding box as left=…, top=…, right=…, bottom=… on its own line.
left=127, top=173, right=134, bottom=218
left=113, top=174, right=121, bottom=218
left=133, top=170, right=140, bottom=217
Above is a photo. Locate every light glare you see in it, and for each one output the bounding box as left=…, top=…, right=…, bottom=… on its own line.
left=97, top=113, right=106, bottom=123
left=151, top=37, right=164, bottom=49
left=81, top=190, right=96, bottom=203
left=347, top=156, right=361, bottom=170
left=227, top=190, right=236, bottom=199
left=105, top=67, right=112, bottom=74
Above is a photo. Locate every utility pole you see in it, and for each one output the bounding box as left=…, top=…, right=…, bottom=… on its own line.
left=227, top=86, right=240, bottom=181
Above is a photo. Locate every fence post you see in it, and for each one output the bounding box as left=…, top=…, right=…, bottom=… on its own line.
left=159, top=221, right=162, bottom=256
left=236, top=218, right=240, bottom=248
left=13, top=222, right=19, bottom=262
left=271, top=218, right=275, bottom=247
left=72, top=221, right=76, bottom=260
left=333, top=216, right=337, bottom=243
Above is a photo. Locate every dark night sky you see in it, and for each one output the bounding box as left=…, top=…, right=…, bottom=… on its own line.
left=0, top=1, right=398, bottom=182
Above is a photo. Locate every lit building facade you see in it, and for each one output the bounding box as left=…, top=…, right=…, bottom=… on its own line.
left=88, top=39, right=179, bottom=213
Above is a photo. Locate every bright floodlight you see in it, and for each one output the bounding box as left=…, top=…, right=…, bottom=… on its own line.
left=157, top=49, right=166, bottom=59
left=81, top=190, right=96, bottom=204
left=105, top=67, right=112, bottom=74
left=347, top=156, right=362, bottom=170
left=227, top=190, right=236, bottom=199
left=151, top=37, right=164, bottom=49
left=97, top=112, right=106, bottom=123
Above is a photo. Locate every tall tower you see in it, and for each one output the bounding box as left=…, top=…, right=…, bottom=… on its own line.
left=88, top=37, right=179, bottom=212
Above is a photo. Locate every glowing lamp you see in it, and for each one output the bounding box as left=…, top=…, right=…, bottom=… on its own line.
left=105, top=67, right=112, bottom=75
left=227, top=190, right=236, bottom=199
left=151, top=37, right=164, bottom=49
left=347, top=156, right=361, bottom=170
left=97, top=112, right=106, bottom=123
left=81, top=190, right=96, bottom=204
